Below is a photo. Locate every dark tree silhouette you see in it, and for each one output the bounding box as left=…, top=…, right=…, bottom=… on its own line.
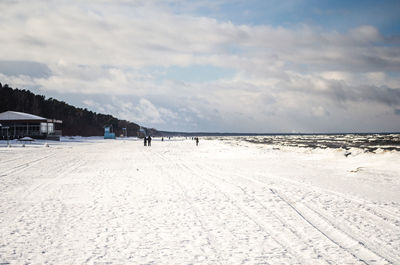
left=0, top=83, right=143, bottom=136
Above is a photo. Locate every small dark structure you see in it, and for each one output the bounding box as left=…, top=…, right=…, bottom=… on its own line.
left=122, top=128, right=127, bottom=138
left=137, top=126, right=146, bottom=138
left=0, top=111, right=62, bottom=141
left=104, top=125, right=116, bottom=139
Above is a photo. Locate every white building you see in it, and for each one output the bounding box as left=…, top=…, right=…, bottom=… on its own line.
left=0, top=111, right=62, bottom=140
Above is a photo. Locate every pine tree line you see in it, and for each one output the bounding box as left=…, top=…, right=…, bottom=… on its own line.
left=0, top=83, right=142, bottom=136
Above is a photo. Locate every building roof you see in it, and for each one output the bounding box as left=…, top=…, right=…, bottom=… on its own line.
left=0, top=111, right=48, bottom=121
left=0, top=111, right=62, bottom=124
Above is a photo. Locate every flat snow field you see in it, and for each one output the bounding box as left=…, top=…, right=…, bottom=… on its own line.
left=0, top=138, right=399, bottom=264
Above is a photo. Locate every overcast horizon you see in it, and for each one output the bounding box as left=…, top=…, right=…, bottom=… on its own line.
left=1, top=0, right=400, bottom=133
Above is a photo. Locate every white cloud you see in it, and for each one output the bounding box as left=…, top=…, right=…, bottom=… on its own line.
left=107, top=97, right=181, bottom=126
left=0, top=0, right=399, bottom=132
left=321, top=71, right=352, bottom=82
left=82, top=99, right=96, bottom=107
left=311, top=106, right=329, bottom=117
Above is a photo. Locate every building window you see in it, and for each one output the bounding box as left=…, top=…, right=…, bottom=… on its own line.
left=48, top=123, right=54, bottom=133
left=40, top=123, right=47, bottom=133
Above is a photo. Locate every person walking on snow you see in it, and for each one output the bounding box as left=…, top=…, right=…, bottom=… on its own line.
left=148, top=136, right=152, bottom=146
left=196, top=137, right=199, bottom=146
left=144, top=136, right=147, bottom=146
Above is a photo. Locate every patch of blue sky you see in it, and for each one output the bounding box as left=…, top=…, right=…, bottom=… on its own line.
left=0, top=60, right=51, bottom=78
left=173, top=0, right=400, bottom=35
left=225, top=43, right=246, bottom=55
left=386, top=72, right=400, bottom=78
left=147, top=64, right=235, bottom=83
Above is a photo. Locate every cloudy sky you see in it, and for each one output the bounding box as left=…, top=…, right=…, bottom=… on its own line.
left=1, top=0, right=400, bottom=133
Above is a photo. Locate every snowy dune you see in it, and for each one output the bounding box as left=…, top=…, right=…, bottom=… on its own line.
left=0, top=138, right=399, bottom=264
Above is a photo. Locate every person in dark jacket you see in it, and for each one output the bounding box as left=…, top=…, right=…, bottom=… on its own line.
left=144, top=136, right=147, bottom=146
left=148, top=136, right=152, bottom=146
left=196, top=137, right=199, bottom=146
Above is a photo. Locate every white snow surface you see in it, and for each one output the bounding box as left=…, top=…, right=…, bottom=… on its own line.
left=0, top=137, right=399, bottom=264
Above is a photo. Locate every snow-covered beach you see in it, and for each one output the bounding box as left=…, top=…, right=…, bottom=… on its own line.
left=0, top=137, right=399, bottom=264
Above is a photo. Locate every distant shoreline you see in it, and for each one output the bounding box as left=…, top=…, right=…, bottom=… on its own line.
left=160, top=131, right=400, bottom=137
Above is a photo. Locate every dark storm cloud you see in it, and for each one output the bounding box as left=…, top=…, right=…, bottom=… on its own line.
left=0, top=60, right=51, bottom=78
left=304, top=79, right=400, bottom=106
left=360, top=86, right=400, bottom=106
left=19, top=36, right=47, bottom=47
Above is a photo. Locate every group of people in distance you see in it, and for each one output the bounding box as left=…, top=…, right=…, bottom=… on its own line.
left=143, top=136, right=199, bottom=146
left=143, top=136, right=152, bottom=146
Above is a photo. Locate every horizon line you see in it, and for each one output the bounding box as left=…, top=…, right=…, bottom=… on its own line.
left=158, top=131, right=400, bottom=135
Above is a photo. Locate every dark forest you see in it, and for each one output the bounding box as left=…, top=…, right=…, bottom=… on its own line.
left=0, top=83, right=142, bottom=136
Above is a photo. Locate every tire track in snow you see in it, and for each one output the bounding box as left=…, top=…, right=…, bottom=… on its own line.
left=197, top=162, right=394, bottom=265
left=150, top=146, right=299, bottom=264
left=192, top=167, right=338, bottom=265
left=162, top=157, right=310, bottom=264
left=215, top=138, right=400, bottom=227
left=196, top=152, right=400, bottom=265
left=0, top=155, right=26, bottom=166
left=130, top=141, right=400, bottom=264
left=266, top=174, right=400, bottom=230
left=0, top=149, right=74, bottom=223
left=230, top=169, right=399, bottom=264
left=0, top=144, right=94, bottom=259
left=269, top=189, right=390, bottom=265
left=163, top=165, right=225, bottom=265
left=186, top=163, right=343, bottom=265
left=249, top=170, right=400, bottom=228
left=296, top=201, right=399, bottom=265
left=146, top=148, right=225, bottom=264
left=296, top=194, right=400, bottom=264
left=21, top=157, right=86, bottom=200
left=0, top=152, right=87, bottom=230
left=0, top=151, right=57, bottom=177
